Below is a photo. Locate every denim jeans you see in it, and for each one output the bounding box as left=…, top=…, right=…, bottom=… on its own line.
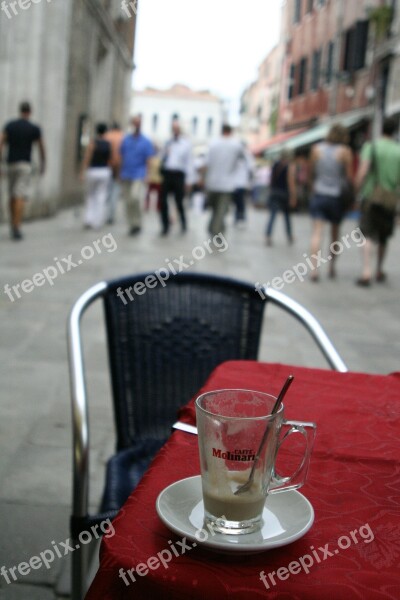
left=266, top=190, right=292, bottom=239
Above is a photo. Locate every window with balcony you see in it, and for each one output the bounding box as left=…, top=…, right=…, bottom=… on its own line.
left=294, top=0, right=302, bottom=24
left=298, top=57, right=308, bottom=94
left=311, top=49, right=322, bottom=90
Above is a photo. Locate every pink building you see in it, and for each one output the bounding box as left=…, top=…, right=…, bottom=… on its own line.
left=279, top=0, right=382, bottom=134
left=241, top=0, right=399, bottom=157
left=239, top=45, right=284, bottom=152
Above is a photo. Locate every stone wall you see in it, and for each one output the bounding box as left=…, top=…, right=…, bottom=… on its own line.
left=0, top=0, right=136, bottom=221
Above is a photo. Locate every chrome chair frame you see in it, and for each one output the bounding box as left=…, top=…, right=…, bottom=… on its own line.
left=67, top=278, right=347, bottom=599
left=67, top=282, right=107, bottom=600
left=265, top=286, right=347, bottom=372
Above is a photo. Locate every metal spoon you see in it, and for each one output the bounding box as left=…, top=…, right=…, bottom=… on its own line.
left=234, top=375, right=294, bottom=495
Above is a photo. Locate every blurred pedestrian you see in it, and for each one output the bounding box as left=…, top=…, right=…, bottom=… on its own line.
left=0, top=101, right=46, bottom=240
left=191, top=152, right=207, bottom=215
left=232, top=143, right=254, bottom=226
left=160, top=121, right=193, bottom=235
left=309, top=125, right=353, bottom=281
left=120, top=115, right=154, bottom=236
left=252, top=159, right=271, bottom=208
left=205, top=124, right=244, bottom=236
left=265, top=150, right=297, bottom=246
left=145, top=148, right=162, bottom=211
left=355, top=117, right=400, bottom=286
left=104, top=122, right=124, bottom=224
left=80, top=123, right=112, bottom=230
left=294, top=149, right=311, bottom=211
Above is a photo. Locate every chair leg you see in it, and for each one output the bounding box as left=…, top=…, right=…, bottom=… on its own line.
left=71, top=536, right=89, bottom=600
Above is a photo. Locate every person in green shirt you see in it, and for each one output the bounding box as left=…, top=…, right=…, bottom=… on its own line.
left=355, top=117, right=400, bottom=286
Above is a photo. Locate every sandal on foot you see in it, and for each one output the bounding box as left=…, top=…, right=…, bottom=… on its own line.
left=356, top=278, right=371, bottom=287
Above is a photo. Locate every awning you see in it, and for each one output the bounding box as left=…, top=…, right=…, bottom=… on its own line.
left=250, top=128, right=307, bottom=155
left=263, top=108, right=373, bottom=157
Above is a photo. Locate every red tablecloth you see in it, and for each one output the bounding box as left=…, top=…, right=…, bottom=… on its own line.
left=86, top=362, right=400, bottom=600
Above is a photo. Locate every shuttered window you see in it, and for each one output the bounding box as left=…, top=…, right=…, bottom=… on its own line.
left=298, top=57, right=308, bottom=94
left=311, top=49, right=322, bottom=90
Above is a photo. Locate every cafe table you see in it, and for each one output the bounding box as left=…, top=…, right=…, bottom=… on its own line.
left=86, top=361, right=400, bottom=600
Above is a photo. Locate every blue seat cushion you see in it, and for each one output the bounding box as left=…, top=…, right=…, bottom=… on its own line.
left=100, top=438, right=166, bottom=513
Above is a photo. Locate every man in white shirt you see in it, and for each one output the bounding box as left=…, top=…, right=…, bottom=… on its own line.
left=160, top=121, right=193, bottom=235
left=205, top=124, right=245, bottom=236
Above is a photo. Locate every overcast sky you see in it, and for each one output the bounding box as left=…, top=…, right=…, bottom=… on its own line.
left=133, top=0, right=283, bottom=122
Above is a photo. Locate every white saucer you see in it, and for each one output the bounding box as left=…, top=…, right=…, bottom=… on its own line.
left=156, top=475, right=314, bottom=554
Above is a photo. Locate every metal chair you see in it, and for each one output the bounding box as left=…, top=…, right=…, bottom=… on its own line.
left=67, top=272, right=347, bottom=599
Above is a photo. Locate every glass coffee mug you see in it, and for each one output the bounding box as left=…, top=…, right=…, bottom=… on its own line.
left=195, top=389, right=316, bottom=535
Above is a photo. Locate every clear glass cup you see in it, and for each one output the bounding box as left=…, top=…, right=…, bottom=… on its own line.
left=195, top=389, right=316, bottom=535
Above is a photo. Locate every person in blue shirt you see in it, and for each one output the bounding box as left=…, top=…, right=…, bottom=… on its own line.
left=120, top=115, right=154, bottom=235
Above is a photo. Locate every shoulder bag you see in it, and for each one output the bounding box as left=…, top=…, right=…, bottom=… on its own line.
left=369, top=143, right=398, bottom=212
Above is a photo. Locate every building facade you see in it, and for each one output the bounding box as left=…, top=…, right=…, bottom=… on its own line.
left=239, top=45, right=283, bottom=151
left=279, top=0, right=382, bottom=134
left=0, top=0, right=137, bottom=219
left=240, top=0, right=400, bottom=156
left=131, top=84, right=225, bottom=148
left=373, top=0, right=400, bottom=131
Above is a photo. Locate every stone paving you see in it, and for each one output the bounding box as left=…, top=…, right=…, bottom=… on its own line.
left=0, top=201, right=399, bottom=599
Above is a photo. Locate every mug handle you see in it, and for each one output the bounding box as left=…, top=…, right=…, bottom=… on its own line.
left=268, top=420, right=316, bottom=494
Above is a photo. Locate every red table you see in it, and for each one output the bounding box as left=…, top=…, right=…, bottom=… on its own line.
left=86, top=361, right=400, bottom=600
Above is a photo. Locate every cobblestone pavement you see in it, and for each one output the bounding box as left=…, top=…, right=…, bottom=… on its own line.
left=0, top=201, right=399, bottom=598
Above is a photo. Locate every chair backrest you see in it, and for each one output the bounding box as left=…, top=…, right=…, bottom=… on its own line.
left=102, top=272, right=266, bottom=450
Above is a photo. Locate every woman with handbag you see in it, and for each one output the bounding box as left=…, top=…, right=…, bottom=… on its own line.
left=308, top=124, right=354, bottom=281
left=355, top=117, right=400, bottom=287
